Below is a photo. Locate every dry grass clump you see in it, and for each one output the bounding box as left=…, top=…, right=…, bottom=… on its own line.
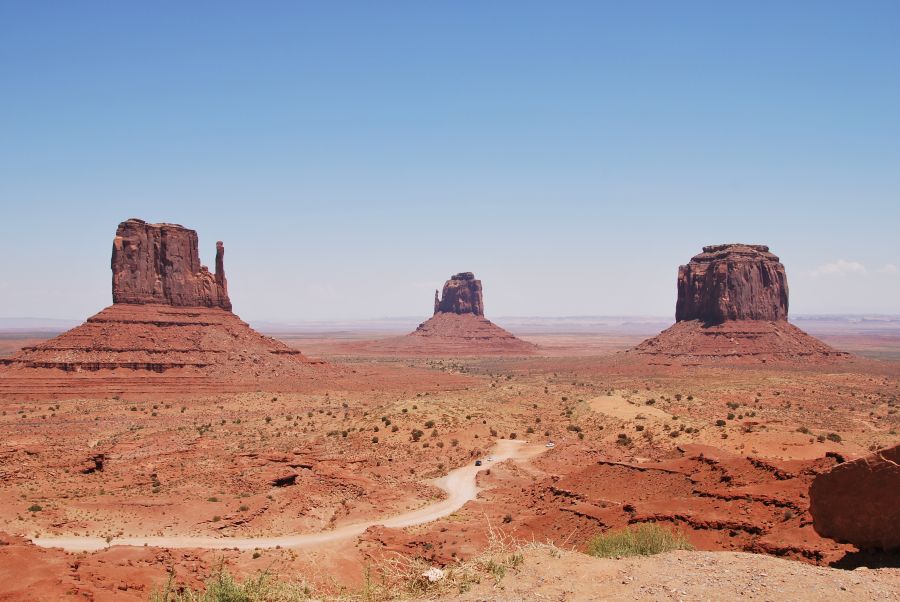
left=150, top=532, right=545, bottom=601
left=361, top=531, right=536, bottom=600
left=150, top=565, right=313, bottom=602
left=586, top=523, right=693, bottom=558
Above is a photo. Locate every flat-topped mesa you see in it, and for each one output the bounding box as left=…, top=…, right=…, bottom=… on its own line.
left=111, top=219, right=232, bottom=310
left=434, top=272, right=484, bottom=316
left=676, top=244, right=788, bottom=324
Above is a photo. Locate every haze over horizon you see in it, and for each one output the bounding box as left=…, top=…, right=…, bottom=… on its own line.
left=2, top=2, right=898, bottom=320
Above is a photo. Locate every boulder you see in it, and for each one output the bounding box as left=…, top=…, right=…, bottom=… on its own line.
left=809, top=443, right=900, bottom=551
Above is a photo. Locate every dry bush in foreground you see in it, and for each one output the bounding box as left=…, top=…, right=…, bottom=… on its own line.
left=587, top=523, right=693, bottom=558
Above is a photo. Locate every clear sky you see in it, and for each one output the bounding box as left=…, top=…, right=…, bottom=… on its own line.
left=1, top=1, right=898, bottom=321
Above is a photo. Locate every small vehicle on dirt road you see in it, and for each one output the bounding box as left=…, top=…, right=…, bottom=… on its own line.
left=474, top=460, right=482, bottom=466
left=545, top=441, right=555, bottom=448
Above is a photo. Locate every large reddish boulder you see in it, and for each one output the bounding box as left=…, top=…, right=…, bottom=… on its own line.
left=434, top=272, right=484, bottom=316
left=676, top=244, right=788, bottom=324
left=809, top=444, right=900, bottom=551
left=111, top=219, right=231, bottom=310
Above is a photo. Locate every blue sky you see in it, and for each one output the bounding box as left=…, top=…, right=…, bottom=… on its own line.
left=1, top=1, right=898, bottom=320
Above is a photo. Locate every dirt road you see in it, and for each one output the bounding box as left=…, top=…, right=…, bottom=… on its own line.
left=32, top=439, right=543, bottom=552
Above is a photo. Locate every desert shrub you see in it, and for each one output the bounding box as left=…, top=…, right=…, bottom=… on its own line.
left=526, top=426, right=535, bottom=434
left=714, top=419, right=726, bottom=427
left=410, top=429, right=424, bottom=442
left=27, top=504, right=42, bottom=512
left=797, top=426, right=810, bottom=434
left=826, top=432, right=842, bottom=443
left=424, top=420, right=435, bottom=428
left=586, top=523, right=693, bottom=558
left=509, top=432, right=517, bottom=439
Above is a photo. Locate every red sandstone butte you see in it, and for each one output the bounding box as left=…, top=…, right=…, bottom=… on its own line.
left=434, top=272, right=484, bottom=316
left=631, top=244, right=845, bottom=362
left=351, top=272, right=536, bottom=356
left=112, top=218, right=231, bottom=310
left=676, top=244, right=788, bottom=324
left=809, top=443, right=900, bottom=551
left=0, top=218, right=321, bottom=398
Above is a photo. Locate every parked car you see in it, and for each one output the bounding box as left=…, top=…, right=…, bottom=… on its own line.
left=474, top=460, right=482, bottom=466
left=545, top=441, right=555, bottom=448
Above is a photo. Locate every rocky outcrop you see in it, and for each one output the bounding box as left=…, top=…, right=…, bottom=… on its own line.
left=111, top=219, right=231, bottom=310
left=809, top=443, right=900, bottom=551
left=434, top=272, right=484, bottom=316
left=676, top=244, right=788, bottom=324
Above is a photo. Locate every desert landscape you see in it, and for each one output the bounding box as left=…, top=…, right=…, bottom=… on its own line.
left=3, top=4, right=899, bottom=600
left=0, top=222, right=897, bottom=601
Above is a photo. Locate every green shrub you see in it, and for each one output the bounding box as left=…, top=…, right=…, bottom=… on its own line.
left=586, top=523, right=693, bottom=558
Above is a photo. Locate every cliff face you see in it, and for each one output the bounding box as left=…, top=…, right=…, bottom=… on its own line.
left=675, top=244, right=788, bottom=324
left=111, top=219, right=231, bottom=310
left=434, top=272, right=484, bottom=316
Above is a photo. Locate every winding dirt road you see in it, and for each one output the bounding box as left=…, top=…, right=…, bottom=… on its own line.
left=32, top=439, right=544, bottom=552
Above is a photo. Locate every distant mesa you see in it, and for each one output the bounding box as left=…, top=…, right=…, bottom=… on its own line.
left=0, top=218, right=322, bottom=399
left=809, top=443, right=900, bottom=551
left=359, top=272, right=536, bottom=356
left=631, top=244, right=847, bottom=363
